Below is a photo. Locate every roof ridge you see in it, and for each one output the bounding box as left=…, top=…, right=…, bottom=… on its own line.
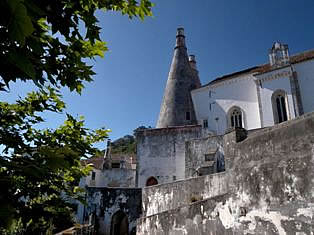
left=198, top=48, right=314, bottom=88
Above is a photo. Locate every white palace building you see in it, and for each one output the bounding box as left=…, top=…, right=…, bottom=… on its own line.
left=192, top=41, right=314, bottom=135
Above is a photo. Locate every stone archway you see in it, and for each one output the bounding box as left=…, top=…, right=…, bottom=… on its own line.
left=146, top=176, right=158, bottom=186
left=110, top=210, right=128, bottom=235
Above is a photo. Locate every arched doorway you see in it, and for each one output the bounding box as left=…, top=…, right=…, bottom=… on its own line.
left=146, top=176, right=158, bottom=186
left=110, top=210, right=128, bottom=235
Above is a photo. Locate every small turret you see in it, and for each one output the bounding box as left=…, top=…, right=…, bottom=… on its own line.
left=189, top=54, right=201, bottom=86
left=269, top=42, right=290, bottom=67
left=156, top=28, right=201, bottom=128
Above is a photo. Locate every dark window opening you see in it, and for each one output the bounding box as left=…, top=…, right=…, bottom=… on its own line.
left=111, top=162, right=120, bottom=168
left=281, top=97, right=288, bottom=121
left=230, top=108, right=243, bottom=128
left=91, top=171, right=96, bottom=180
left=186, top=112, right=191, bottom=120
left=203, top=119, right=208, bottom=128
left=205, top=153, right=215, bottom=162
left=276, top=97, right=282, bottom=123
left=274, top=93, right=288, bottom=124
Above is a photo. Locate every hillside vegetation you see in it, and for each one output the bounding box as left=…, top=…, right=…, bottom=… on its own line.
left=110, top=135, right=136, bottom=154
left=110, top=126, right=150, bottom=154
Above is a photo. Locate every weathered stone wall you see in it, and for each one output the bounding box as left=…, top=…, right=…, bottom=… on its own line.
left=138, top=192, right=314, bottom=234
left=185, top=135, right=224, bottom=178
left=136, top=125, right=202, bottom=187
left=76, top=187, right=141, bottom=235
left=221, top=112, right=314, bottom=233
left=137, top=112, right=314, bottom=234
left=137, top=194, right=229, bottom=235
left=142, top=172, right=227, bottom=217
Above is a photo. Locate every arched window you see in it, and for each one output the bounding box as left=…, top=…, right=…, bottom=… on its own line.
left=111, top=210, right=128, bottom=235
left=272, top=90, right=288, bottom=124
left=146, top=177, right=158, bottom=186
left=228, top=106, right=244, bottom=128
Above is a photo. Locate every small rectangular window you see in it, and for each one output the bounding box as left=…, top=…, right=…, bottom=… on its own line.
left=91, top=171, right=96, bottom=180
left=205, top=153, right=215, bottom=162
left=203, top=119, right=208, bottom=128
left=186, top=112, right=190, bottom=120
left=173, top=176, right=176, bottom=181
left=111, top=162, right=120, bottom=168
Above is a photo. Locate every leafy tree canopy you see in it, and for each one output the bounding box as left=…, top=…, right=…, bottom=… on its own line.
left=0, top=0, right=153, bottom=93
left=0, top=87, right=109, bottom=234
left=0, top=0, right=153, bottom=233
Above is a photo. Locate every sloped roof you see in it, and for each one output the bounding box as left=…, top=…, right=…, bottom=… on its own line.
left=201, top=49, right=314, bottom=87
left=81, top=154, right=137, bottom=170
left=110, top=154, right=136, bottom=163
left=81, top=157, right=104, bottom=170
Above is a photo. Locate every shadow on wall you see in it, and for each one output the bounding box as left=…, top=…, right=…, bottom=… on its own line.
left=216, top=150, right=225, bottom=173
left=78, top=188, right=142, bottom=235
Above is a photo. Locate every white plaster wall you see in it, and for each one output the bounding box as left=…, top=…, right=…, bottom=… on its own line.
left=192, top=74, right=261, bottom=135
left=191, top=86, right=210, bottom=126
left=142, top=172, right=228, bottom=217
left=80, top=168, right=136, bottom=188
left=137, top=134, right=177, bottom=188
left=259, top=71, right=295, bottom=127
left=292, top=59, right=314, bottom=114
left=137, top=128, right=202, bottom=188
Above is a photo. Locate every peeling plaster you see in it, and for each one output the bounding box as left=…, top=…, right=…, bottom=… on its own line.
left=240, top=210, right=291, bottom=235
left=137, top=113, right=314, bottom=234
left=297, top=207, right=314, bottom=219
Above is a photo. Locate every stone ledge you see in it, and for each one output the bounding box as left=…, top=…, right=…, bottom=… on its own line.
left=142, top=172, right=228, bottom=217
left=135, top=125, right=202, bottom=137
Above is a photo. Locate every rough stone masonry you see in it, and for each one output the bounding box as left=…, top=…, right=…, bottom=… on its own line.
left=137, top=111, right=314, bottom=234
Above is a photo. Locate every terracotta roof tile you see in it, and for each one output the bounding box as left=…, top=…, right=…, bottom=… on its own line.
left=81, top=157, right=104, bottom=170
left=81, top=154, right=137, bottom=170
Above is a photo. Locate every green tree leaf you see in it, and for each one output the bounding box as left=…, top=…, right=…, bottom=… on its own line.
left=0, top=0, right=153, bottom=233
left=8, top=0, right=34, bottom=45
left=8, top=51, right=35, bottom=78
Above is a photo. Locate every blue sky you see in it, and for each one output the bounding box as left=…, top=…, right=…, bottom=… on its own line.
left=2, top=0, right=314, bottom=148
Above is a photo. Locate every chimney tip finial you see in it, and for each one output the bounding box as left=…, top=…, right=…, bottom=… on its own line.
left=175, top=27, right=186, bottom=48
left=176, top=27, right=184, bottom=37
